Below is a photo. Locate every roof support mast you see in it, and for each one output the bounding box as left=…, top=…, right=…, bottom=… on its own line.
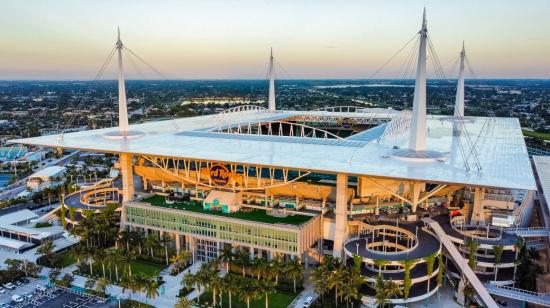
left=454, top=42, right=466, bottom=117
left=408, top=8, right=428, bottom=152
left=268, top=48, right=276, bottom=112
left=117, top=28, right=129, bottom=134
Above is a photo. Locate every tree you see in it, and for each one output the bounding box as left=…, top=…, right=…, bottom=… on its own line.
left=284, top=258, right=304, bottom=293
left=374, top=274, right=402, bottom=308
left=36, top=240, right=56, bottom=267
left=60, top=274, right=74, bottom=288
left=223, top=274, right=239, bottom=308
left=234, top=250, right=250, bottom=276
left=159, top=234, right=171, bottom=265
left=238, top=278, right=261, bottom=308
left=492, top=245, right=504, bottom=281
left=144, top=279, right=160, bottom=303
left=182, top=273, right=200, bottom=302
left=174, top=296, right=192, bottom=308
left=96, top=277, right=110, bottom=296
left=437, top=253, right=443, bottom=287
left=144, top=234, right=158, bottom=258
left=49, top=268, right=61, bottom=281
left=218, top=245, right=234, bottom=273
left=95, top=249, right=107, bottom=278
left=258, top=278, right=277, bottom=308
left=466, top=240, right=479, bottom=270
left=327, top=265, right=348, bottom=305
left=268, top=256, right=285, bottom=284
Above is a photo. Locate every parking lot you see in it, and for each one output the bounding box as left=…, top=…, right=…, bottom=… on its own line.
left=0, top=278, right=112, bottom=308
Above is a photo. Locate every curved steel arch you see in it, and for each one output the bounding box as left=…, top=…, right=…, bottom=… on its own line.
left=212, top=120, right=343, bottom=140
left=140, top=155, right=312, bottom=191
left=218, top=105, right=268, bottom=114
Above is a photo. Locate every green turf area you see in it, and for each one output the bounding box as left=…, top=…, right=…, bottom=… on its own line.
left=128, top=259, right=166, bottom=277
left=523, top=129, right=550, bottom=141
left=35, top=222, right=53, bottom=228
left=142, top=195, right=312, bottom=226
left=197, top=290, right=296, bottom=308
left=58, top=250, right=77, bottom=267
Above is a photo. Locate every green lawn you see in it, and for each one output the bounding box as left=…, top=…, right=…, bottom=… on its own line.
left=197, top=290, right=296, bottom=308
left=523, top=129, right=550, bottom=141
left=78, top=258, right=166, bottom=279
left=143, top=195, right=313, bottom=226
left=58, top=251, right=77, bottom=267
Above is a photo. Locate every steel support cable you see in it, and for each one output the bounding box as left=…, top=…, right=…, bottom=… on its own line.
left=366, top=33, right=420, bottom=79
left=123, top=46, right=169, bottom=80
left=404, top=39, right=420, bottom=80
left=427, top=36, right=447, bottom=80
left=61, top=45, right=117, bottom=135
left=398, top=37, right=420, bottom=80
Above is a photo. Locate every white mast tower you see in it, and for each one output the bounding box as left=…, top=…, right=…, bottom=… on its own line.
left=104, top=28, right=143, bottom=140
left=268, top=48, right=276, bottom=112
left=391, top=8, right=445, bottom=161
left=408, top=8, right=428, bottom=152
left=117, top=28, right=129, bottom=133
left=454, top=42, right=466, bottom=117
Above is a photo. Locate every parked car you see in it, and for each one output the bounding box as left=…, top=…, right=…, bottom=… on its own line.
left=3, top=284, right=14, bottom=290
left=23, top=293, right=33, bottom=300
left=13, top=281, right=21, bottom=287
left=10, top=295, right=23, bottom=303
left=20, top=278, right=29, bottom=284
left=303, top=296, right=314, bottom=308
left=35, top=285, right=46, bottom=292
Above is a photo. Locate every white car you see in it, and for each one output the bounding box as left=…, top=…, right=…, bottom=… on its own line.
left=11, top=295, right=23, bottom=303
left=3, top=284, right=14, bottom=290
left=303, top=296, right=314, bottom=308
left=35, top=285, right=47, bottom=292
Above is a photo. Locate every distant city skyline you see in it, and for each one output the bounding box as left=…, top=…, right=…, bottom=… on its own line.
left=1, top=0, right=549, bottom=80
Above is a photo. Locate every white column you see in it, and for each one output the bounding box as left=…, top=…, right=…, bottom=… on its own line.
left=409, top=9, right=428, bottom=151
left=120, top=153, right=134, bottom=202
left=454, top=42, right=466, bottom=117
left=175, top=233, right=181, bottom=253
left=333, top=173, right=348, bottom=259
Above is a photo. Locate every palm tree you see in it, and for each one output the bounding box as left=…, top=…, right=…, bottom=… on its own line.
left=94, top=249, right=107, bottom=278
left=268, top=256, right=284, bottom=283
left=235, top=250, right=250, bottom=276
left=144, top=279, right=160, bottom=303
left=374, top=274, right=402, bottom=308
left=238, top=278, right=261, bottom=308
left=218, top=245, right=234, bottom=273
left=342, top=282, right=360, bottom=308
left=86, top=247, right=95, bottom=276
left=159, top=234, right=171, bottom=265
left=492, top=245, right=504, bottom=281
left=223, top=274, right=239, bottom=308
left=144, top=234, right=159, bottom=258
left=251, top=257, right=267, bottom=280
left=328, top=266, right=348, bottom=305
left=258, top=278, right=277, bottom=308
left=70, top=245, right=86, bottom=266
left=283, top=259, right=304, bottom=293
left=36, top=240, right=56, bottom=266
left=311, top=265, right=329, bottom=304
left=182, top=273, right=200, bottom=302
left=174, top=296, right=192, bottom=308
left=95, top=277, right=110, bottom=296
left=108, top=249, right=123, bottom=281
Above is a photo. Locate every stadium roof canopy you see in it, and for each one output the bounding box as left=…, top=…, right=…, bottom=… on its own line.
left=11, top=110, right=536, bottom=190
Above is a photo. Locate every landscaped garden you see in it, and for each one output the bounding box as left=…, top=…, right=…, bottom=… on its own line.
left=143, top=194, right=313, bottom=226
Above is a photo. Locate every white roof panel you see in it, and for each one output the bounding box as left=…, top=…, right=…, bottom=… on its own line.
left=10, top=110, right=537, bottom=190
left=533, top=156, right=550, bottom=209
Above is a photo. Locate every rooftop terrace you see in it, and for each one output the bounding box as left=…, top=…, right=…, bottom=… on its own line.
left=142, top=195, right=314, bottom=226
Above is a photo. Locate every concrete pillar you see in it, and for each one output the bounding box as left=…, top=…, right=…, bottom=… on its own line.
left=120, top=153, right=134, bottom=202
left=333, top=173, right=348, bottom=259
left=471, top=187, right=485, bottom=225
left=410, top=182, right=423, bottom=213
left=249, top=246, right=254, bottom=260
left=175, top=233, right=181, bottom=253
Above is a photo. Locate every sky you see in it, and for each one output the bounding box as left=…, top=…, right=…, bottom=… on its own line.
left=0, top=0, right=549, bottom=80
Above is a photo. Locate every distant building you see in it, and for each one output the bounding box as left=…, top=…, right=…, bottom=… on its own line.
left=26, top=166, right=66, bottom=192
left=0, top=209, right=64, bottom=252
